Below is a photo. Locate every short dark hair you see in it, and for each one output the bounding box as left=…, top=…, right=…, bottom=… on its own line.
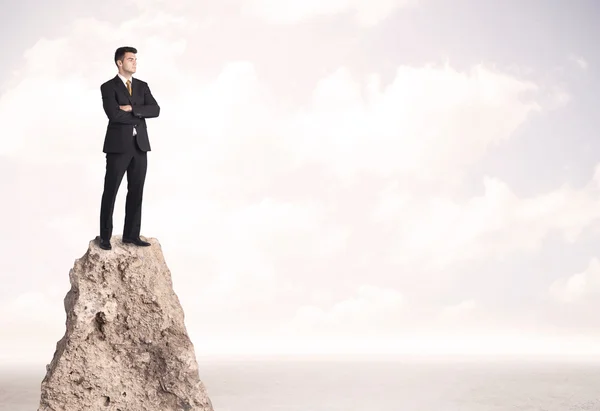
left=114, top=46, right=137, bottom=67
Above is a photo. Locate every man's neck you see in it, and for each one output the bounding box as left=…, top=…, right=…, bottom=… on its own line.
left=118, top=72, right=132, bottom=81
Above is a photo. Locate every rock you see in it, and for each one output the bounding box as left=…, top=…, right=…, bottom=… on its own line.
left=38, top=235, right=214, bottom=411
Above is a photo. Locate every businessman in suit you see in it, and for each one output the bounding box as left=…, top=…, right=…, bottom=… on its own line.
left=98, top=46, right=160, bottom=250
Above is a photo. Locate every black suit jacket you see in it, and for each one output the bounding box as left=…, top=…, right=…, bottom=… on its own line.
left=100, top=75, right=160, bottom=153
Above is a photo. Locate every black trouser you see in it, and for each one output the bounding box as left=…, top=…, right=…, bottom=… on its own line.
left=99, top=138, right=147, bottom=241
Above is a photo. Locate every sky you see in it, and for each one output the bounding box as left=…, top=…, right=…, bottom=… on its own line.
left=2, top=0, right=600, bottom=364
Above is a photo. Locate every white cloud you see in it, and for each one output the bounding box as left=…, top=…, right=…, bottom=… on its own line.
left=283, top=64, right=541, bottom=181
left=371, top=180, right=412, bottom=223
left=569, top=54, right=588, bottom=70
left=241, top=0, right=417, bottom=26
left=1, top=5, right=596, bottom=358
left=0, top=288, right=66, bottom=363
left=144, top=196, right=351, bottom=337
left=0, top=12, right=195, bottom=164
left=378, top=171, right=600, bottom=269
left=549, top=257, right=600, bottom=304
left=281, top=285, right=404, bottom=337
left=1, top=15, right=544, bottom=184
left=439, top=299, right=477, bottom=321
left=123, top=0, right=416, bottom=27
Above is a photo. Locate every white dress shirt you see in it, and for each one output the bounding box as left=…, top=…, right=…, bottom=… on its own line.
left=117, top=72, right=137, bottom=136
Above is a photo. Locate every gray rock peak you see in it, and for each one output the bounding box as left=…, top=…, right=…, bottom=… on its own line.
left=38, top=236, right=213, bottom=411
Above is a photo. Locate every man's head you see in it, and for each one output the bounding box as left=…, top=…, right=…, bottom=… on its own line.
left=114, top=46, right=137, bottom=76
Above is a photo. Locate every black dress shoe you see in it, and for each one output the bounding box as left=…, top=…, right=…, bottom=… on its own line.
left=122, top=237, right=151, bottom=247
left=99, top=237, right=112, bottom=250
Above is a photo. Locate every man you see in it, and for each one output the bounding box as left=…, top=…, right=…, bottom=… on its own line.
left=98, top=46, right=160, bottom=250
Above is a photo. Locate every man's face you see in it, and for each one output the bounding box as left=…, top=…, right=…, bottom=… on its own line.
left=120, top=52, right=137, bottom=74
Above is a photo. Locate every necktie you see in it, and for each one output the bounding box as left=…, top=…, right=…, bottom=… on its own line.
left=126, top=79, right=132, bottom=95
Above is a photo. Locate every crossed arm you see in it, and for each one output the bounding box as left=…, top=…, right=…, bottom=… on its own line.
left=101, top=82, right=160, bottom=125
left=101, top=83, right=139, bottom=125
left=132, top=84, right=160, bottom=119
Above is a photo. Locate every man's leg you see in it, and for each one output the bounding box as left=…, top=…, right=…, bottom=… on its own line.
left=100, top=152, right=132, bottom=241
left=123, top=149, right=148, bottom=240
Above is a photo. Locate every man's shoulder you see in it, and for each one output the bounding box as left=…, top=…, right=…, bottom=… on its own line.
left=133, top=77, right=148, bottom=85
left=100, top=77, right=118, bottom=88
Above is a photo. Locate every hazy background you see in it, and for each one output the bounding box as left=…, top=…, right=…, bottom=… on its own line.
left=2, top=0, right=600, bottom=366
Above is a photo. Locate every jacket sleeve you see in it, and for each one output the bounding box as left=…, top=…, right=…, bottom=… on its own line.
left=101, top=83, right=140, bottom=125
left=132, top=83, right=160, bottom=119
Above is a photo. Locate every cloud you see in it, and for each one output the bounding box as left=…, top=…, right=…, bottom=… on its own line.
left=439, top=299, right=477, bottom=321
left=569, top=54, right=588, bottom=70
left=376, top=170, right=600, bottom=270
left=123, top=0, right=416, bottom=27
left=241, top=0, right=417, bottom=26
left=0, top=6, right=594, bottom=357
left=1, top=12, right=544, bottom=182
left=549, top=257, right=600, bottom=304
left=283, top=64, right=541, bottom=181
left=280, top=285, right=404, bottom=337
left=0, top=288, right=67, bottom=363
left=0, top=12, right=195, bottom=164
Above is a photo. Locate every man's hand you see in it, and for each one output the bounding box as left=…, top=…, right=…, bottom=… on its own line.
left=119, top=105, right=132, bottom=112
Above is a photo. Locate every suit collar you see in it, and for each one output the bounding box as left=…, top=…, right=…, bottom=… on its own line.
left=113, top=74, right=134, bottom=103
left=116, top=72, right=134, bottom=84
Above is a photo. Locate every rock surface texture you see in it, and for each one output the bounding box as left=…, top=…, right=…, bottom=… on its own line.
left=38, top=236, right=214, bottom=411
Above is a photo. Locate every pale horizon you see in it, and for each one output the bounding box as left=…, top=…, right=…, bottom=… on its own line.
left=2, top=0, right=600, bottom=365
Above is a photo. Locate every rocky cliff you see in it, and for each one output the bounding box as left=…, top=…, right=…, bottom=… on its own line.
left=38, top=236, right=214, bottom=411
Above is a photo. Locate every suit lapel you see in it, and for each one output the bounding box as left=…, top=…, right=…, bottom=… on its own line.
left=113, top=75, right=133, bottom=105
left=131, top=78, right=141, bottom=103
